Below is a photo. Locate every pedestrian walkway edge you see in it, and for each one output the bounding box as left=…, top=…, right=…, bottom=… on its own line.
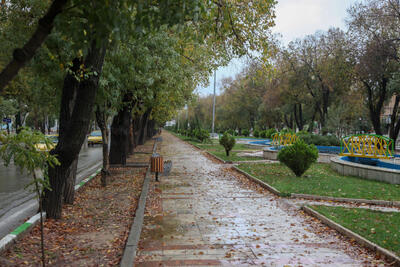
left=204, top=151, right=230, bottom=164
left=302, top=206, right=400, bottom=265
left=232, top=166, right=400, bottom=208
left=232, top=166, right=283, bottom=196
left=119, top=167, right=151, bottom=267
left=292, top=193, right=400, bottom=208
left=120, top=139, right=158, bottom=267
left=0, top=167, right=102, bottom=254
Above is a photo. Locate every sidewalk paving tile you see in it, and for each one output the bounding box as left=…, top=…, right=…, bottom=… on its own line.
left=134, top=132, right=384, bottom=266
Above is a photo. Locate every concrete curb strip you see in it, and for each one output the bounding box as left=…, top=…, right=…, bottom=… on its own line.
left=302, top=206, right=400, bottom=265
left=120, top=139, right=157, bottom=267
left=232, top=166, right=282, bottom=196
left=109, top=163, right=150, bottom=168
left=232, top=166, right=400, bottom=208
left=119, top=168, right=151, bottom=267
left=232, top=160, right=272, bottom=164
left=204, top=151, right=229, bottom=164
left=292, top=194, right=400, bottom=208
left=0, top=167, right=102, bottom=254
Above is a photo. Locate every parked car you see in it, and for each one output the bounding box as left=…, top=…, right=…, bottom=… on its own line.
left=88, top=131, right=102, bottom=146
left=35, top=134, right=58, bottom=151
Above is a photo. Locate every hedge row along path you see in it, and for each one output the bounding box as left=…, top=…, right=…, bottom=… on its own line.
left=134, top=132, right=388, bottom=266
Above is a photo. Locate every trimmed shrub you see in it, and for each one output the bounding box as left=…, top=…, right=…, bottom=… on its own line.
left=219, top=132, right=236, bottom=156
left=297, top=132, right=340, bottom=146
left=265, top=128, right=277, bottom=139
left=227, top=129, right=235, bottom=136
left=280, top=128, right=294, bottom=134
left=242, top=129, right=250, bottom=137
left=253, top=129, right=260, bottom=138
left=277, top=140, right=318, bottom=177
left=260, top=130, right=267, bottom=138
left=194, top=128, right=210, bottom=142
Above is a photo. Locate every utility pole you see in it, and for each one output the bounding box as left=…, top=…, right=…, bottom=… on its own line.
left=212, top=70, right=216, bottom=136
left=186, top=104, right=189, bottom=128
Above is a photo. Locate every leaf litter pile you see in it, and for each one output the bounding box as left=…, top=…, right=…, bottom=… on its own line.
left=0, top=166, right=147, bottom=266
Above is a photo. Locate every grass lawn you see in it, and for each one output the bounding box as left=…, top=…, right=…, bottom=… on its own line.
left=170, top=132, right=262, bottom=162
left=237, top=163, right=400, bottom=201
left=207, top=150, right=263, bottom=162
left=234, top=136, right=266, bottom=140
left=311, top=205, right=400, bottom=256
left=196, top=142, right=256, bottom=151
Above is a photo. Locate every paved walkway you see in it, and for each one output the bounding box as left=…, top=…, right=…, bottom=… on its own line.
left=135, top=133, right=383, bottom=266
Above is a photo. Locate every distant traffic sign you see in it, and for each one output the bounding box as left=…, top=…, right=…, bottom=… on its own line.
left=2, top=118, right=11, bottom=123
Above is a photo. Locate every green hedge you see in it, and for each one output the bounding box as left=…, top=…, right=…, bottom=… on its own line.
left=297, top=132, right=340, bottom=146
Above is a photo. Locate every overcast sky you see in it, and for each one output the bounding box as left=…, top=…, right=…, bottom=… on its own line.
left=197, top=0, right=360, bottom=96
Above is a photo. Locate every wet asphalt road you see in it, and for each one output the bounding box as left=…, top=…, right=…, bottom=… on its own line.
left=0, top=145, right=102, bottom=239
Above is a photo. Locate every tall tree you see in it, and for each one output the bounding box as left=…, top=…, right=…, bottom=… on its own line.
left=348, top=0, right=400, bottom=139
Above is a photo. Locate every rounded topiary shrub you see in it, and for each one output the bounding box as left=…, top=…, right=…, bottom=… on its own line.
left=277, top=140, right=318, bottom=177
left=260, top=130, right=267, bottom=138
left=253, top=129, right=260, bottom=138
left=242, top=129, right=250, bottom=137
left=227, top=129, right=235, bottom=136
left=265, top=128, right=277, bottom=139
left=219, top=132, right=236, bottom=156
left=194, top=128, right=210, bottom=142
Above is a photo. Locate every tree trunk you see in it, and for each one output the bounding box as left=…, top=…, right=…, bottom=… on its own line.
left=63, top=157, right=78, bottom=204
left=133, top=114, right=143, bottom=146
left=308, top=106, right=318, bottom=133
left=284, top=114, right=290, bottom=129
left=294, top=104, right=303, bottom=131
left=95, top=107, right=109, bottom=186
left=369, top=108, right=383, bottom=136
left=147, top=120, right=155, bottom=138
left=43, top=41, right=107, bottom=219
left=109, top=102, right=131, bottom=165
left=389, top=95, right=400, bottom=143
left=15, top=111, right=22, bottom=133
left=364, top=79, right=387, bottom=136
left=321, top=86, right=330, bottom=128
left=47, top=116, right=51, bottom=134
left=138, top=109, right=151, bottom=145
left=128, top=121, right=135, bottom=154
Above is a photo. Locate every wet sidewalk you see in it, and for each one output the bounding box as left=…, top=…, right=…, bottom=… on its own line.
left=135, top=132, right=380, bottom=266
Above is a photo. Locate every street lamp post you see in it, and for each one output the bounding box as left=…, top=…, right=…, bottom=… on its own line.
left=212, top=70, right=216, bottom=136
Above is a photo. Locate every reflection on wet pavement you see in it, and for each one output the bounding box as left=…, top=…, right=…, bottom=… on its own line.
left=135, top=132, right=382, bottom=266
left=0, top=146, right=102, bottom=217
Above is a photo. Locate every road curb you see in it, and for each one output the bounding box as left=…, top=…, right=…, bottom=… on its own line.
left=302, top=206, right=400, bottom=265
left=0, top=167, right=101, bottom=254
left=120, top=139, right=157, bottom=266
left=119, top=167, right=151, bottom=267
